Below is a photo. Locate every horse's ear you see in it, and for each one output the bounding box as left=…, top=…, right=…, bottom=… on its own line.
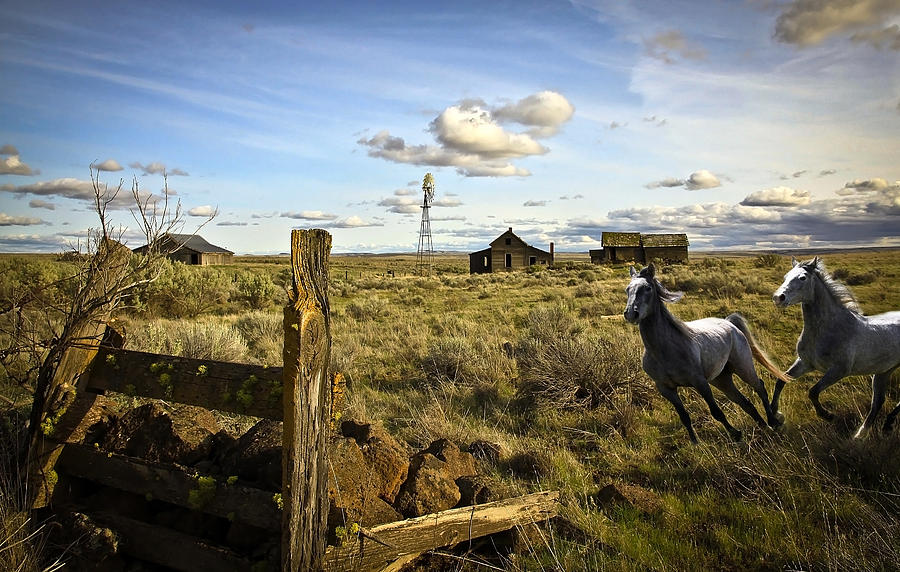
left=629, top=266, right=637, bottom=278
left=812, top=256, right=820, bottom=268
left=791, top=256, right=799, bottom=267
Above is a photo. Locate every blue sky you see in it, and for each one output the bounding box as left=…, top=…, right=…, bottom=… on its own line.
left=1, top=0, right=898, bottom=254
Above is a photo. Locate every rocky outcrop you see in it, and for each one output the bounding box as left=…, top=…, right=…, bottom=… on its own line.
left=99, top=402, right=220, bottom=465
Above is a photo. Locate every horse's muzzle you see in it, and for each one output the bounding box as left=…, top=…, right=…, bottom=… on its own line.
left=773, top=292, right=787, bottom=307
left=624, top=308, right=639, bottom=324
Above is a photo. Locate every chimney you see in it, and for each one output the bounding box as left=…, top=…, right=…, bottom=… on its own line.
left=508, top=227, right=512, bottom=233
left=550, top=242, right=554, bottom=258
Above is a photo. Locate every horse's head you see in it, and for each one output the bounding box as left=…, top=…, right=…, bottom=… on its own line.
left=773, top=256, right=818, bottom=307
left=624, top=264, right=683, bottom=324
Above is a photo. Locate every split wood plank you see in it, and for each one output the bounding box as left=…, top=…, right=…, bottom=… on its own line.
left=324, top=490, right=560, bottom=571
left=57, top=443, right=281, bottom=530
left=27, top=318, right=108, bottom=508
left=92, top=512, right=260, bottom=572
left=88, top=347, right=283, bottom=419
left=282, top=228, right=332, bottom=572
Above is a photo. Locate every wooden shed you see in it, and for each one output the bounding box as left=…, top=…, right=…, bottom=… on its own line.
left=591, top=231, right=689, bottom=264
left=469, top=228, right=553, bottom=273
left=596, top=232, right=643, bottom=263
left=641, top=233, right=689, bottom=263
left=133, top=233, right=234, bottom=265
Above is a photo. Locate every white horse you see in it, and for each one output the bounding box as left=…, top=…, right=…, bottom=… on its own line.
left=772, top=257, right=900, bottom=438
left=625, top=264, right=790, bottom=442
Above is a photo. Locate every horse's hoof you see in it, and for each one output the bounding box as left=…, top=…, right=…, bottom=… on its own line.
left=815, top=409, right=834, bottom=422
left=771, top=411, right=785, bottom=428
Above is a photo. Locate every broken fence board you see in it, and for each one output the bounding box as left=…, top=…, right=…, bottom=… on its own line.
left=57, top=443, right=281, bottom=531
left=88, top=348, right=284, bottom=419
left=324, top=490, right=560, bottom=571
left=92, top=512, right=260, bottom=572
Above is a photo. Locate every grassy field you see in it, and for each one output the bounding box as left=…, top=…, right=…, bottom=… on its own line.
left=3, top=248, right=900, bottom=570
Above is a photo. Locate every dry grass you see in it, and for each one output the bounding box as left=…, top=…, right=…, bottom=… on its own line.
left=3, top=248, right=900, bottom=569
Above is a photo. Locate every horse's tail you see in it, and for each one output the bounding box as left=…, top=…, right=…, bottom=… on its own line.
left=726, top=313, right=793, bottom=383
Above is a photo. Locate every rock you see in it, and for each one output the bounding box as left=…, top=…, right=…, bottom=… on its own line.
left=341, top=419, right=409, bottom=503
left=505, top=450, right=553, bottom=481
left=57, top=511, right=122, bottom=572
left=467, top=440, right=503, bottom=464
left=592, top=483, right=663, bottom=515
left=394, top=453, right=461, bottom=518
left=420, top=438, right=477, bottom=481
left=218, top=419, right=282, bottom=490
left=99, top=403, right=220, bottom=465
left=456, top=475, right=499, bottom=506
left=327, top=437, right=401, bottom=528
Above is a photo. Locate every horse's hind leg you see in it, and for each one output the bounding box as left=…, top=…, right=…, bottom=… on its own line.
left=695, top=381, right=743, bottom=441
left=884, top=401, right=900, bottom=433
left=731, top=353, right=782, bottom=428
left=854, top=371, right=891, bottom=439
left=656, top=383, right=698, bottom=443
left=710, top=371, right=767, bottom=428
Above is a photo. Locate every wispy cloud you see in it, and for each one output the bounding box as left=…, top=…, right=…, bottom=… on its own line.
left=93, top=159, right=123, bottom=172
left=280, top=210, right=339, bottom=220
left=130, top=161, right=189, bottom=176
left=29, top=198, right=55, bottom=210
left=644, top=29, right=706, bottom=63
left=0, top=145, right=37, bottom=176
left=0, top=213, right=46, bottom=226
left=188, top=205, right=218, bottom=217
left=646, top=169, right=722, bottom=190
left=774, top=0, right=900, bottom=49
left=741, top=186, right=811, bottom=206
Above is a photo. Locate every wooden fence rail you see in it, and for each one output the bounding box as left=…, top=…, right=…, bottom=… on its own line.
left=26, top=229, right=560, bottom=571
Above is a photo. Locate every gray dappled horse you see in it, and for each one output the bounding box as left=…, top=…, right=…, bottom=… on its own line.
left=772, top=257, right=900, bottom=438
left=625, top=264, right=790, bottom=443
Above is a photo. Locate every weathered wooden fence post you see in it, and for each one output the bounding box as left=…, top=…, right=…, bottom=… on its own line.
left=282, top=229, right=332, bottom=571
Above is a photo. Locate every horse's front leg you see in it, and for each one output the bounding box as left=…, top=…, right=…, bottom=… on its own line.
left=695, top=381, right=742, bottom=441
left=854, top=371, right=891, bottom=439
left=771, top=358, right=812, bottom=421
left=656, top=383, right=698, bottom=443
left=808, top=366, right=848, bottom=421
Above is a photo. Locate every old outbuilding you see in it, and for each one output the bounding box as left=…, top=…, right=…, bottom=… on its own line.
left=469, top=228, right=554, bottom=274
left=132, top=233, right=234, bottom=265
left=590, top=232, right=689, bottom=264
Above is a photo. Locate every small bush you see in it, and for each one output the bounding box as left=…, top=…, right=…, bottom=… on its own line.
left=755, top=254, right=782, bottom=268
left=234, top=311, right=283, bottom=365
left=234, top=270, right=279, bottom=310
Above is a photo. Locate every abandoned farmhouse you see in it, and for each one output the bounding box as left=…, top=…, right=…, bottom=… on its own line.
left=469, top=228, right=554, bottom=274
left=132, top=233, right=234, bottom=266
left=590, top=231, right=689, bottom=264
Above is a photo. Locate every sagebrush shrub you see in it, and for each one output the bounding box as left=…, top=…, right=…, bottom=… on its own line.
left=234, top=270, right=279, bottom=310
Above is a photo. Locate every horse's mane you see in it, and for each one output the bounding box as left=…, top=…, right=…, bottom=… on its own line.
left=802, top=258, right=861, bottom=314
left=638, top=266, right=693, bottom=337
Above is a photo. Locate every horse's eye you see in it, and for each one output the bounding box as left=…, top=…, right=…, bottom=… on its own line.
left=799, top=275, right=806, bottom=281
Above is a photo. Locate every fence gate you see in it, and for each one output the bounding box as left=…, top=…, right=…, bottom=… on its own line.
left=26, top=229, right=559, bottom=571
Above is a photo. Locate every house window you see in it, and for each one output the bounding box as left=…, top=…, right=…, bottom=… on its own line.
left=505, top=253, right=512, bottom=268
left=505, top=238, right=511, bottom=245
left=529, top=256, right=536, bottom=266
left=483, top=256, right=489, bottom=267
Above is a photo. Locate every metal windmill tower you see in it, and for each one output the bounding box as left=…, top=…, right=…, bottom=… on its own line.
left=415, top=172, right=435, bottom=275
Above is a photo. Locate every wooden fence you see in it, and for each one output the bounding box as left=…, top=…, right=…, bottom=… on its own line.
left=26, top=229, right=559, bottom=571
